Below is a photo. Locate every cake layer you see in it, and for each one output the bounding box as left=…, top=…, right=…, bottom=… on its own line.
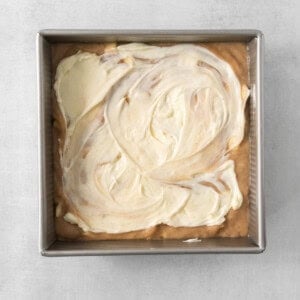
left=52, top=42, right=250, bottom=240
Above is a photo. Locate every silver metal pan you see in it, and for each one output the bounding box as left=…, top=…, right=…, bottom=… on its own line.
left=37, top=30, right=265, bottom=256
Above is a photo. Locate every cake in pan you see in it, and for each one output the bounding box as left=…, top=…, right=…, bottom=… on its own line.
left=52, top=42, right=250, bottom=240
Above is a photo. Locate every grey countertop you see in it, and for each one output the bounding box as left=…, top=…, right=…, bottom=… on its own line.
left=0, top=0, right=299, bottom=299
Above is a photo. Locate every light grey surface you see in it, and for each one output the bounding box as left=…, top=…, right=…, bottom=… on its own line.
left=0, top=0, right=299, bottom=299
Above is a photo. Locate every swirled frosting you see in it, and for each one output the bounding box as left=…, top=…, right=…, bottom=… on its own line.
left=54, top=43, right=249, bottom=233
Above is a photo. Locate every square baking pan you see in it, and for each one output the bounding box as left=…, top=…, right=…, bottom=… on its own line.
left=37, top=30, right=265, bottom=256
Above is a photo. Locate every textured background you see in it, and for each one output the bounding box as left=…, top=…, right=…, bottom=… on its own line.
left=0, top=1, right=299, bottom=299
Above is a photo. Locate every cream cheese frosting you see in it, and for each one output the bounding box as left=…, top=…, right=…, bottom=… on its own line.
left=54, top=43, right=249, bottom=233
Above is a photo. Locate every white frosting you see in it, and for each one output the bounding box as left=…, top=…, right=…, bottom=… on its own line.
left=54, top=43, right=248, bottom=233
